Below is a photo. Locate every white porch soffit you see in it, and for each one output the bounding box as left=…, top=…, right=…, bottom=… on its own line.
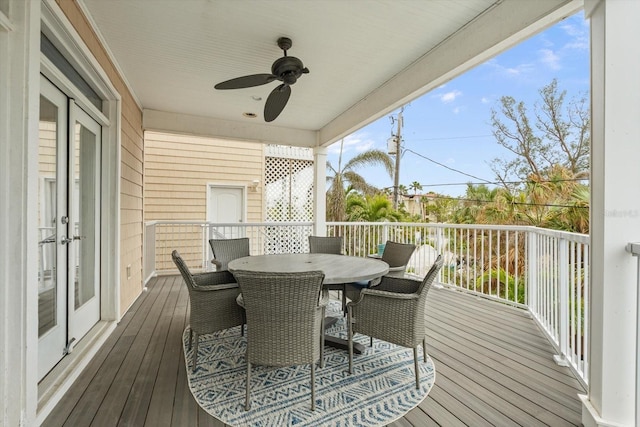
left=80, top=0, right=582, bottom=148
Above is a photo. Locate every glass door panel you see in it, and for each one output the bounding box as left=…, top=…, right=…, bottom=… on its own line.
left=38, top=77, right=69, bottom=380
left=68, top=103, right=101, bottom=340
left=38, top=95, right=59, bottom=336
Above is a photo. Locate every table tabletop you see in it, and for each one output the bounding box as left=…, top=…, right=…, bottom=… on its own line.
left=228, top=253, right=389, bottom=284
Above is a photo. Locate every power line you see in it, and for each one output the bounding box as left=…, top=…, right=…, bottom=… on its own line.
left=424, top=194, right=589, bottom=210
left=406, top=134, right=493, bottom=142
left=400, top=147, right=589, bottom=188
left=418, top=178, right=589, bottom=188
left=403, top=148, right=493, bottom=183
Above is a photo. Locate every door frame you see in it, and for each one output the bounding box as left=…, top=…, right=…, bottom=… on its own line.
left=35, top=1, right=122, bottom=422
left=206, top=183, right=248, bottom=224
left=41, top=0, right=120, bottom=323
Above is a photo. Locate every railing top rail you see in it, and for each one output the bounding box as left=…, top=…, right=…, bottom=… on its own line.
left=530, top=227, right=590, bottom=244
left=146, top=220, right=314, bottom=227
left=145, top=220, right=211, bottom=226
left=328, top=221, right=532, bottom=231
left=627, top=242, right=640, bottom=256
left=145, top=220, right=588, bottom=243
left=328, top=221, right=589, bottom=243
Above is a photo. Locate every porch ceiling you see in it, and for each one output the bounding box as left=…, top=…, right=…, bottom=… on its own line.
left=80, top=0, right=581, bottom=148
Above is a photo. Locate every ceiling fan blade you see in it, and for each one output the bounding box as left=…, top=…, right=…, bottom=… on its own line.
left=214, top=74, right=277, bottom=90
left=264, top=84, right=291, bottom=122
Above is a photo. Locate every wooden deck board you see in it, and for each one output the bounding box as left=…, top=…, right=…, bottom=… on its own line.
left=422, top=386, right=494, bottom=427
left=433, top=290, right=563, bottom=358
left=118, top=276, right=185, bottom=427
left=427, top=341, right=578, bottom=426
left=425, top=305, right=583, bottom=391
left=145, top=277, right=190, bottom=427
left=94, top=277, right=182, bottom=427
left=44, top=275, right=585, bottom=426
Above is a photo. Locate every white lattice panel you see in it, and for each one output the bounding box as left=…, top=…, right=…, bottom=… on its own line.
left=264, top=144, right=314, bottom=160
left=265, top=157, right=314, bottom=222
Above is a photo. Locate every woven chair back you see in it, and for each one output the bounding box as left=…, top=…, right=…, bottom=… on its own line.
left=172, top=250, right=198, bottom=291
left=381, top=241, right=416, bottom=268
left=417, top=254, right=444, bottom=296
left=308, top=236, right=343, bottom=255
left=209, top=237, right=250, bottom=270
left=233, top=270, right=325, bottom=366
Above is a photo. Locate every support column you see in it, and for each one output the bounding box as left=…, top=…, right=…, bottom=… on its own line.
left=313, top=146, right=327, bottom=236
left=582, top=0, right=640, bottom=425
left=0, top=0, right=40, bottom=425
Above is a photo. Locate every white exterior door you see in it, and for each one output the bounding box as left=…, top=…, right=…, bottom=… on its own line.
left=37, top=77, right=101, bottom=380
left=207, top=185, right=246, bottom=242
left=38, top=77, right=69, bottom=379
left=68, top=103, right=101, bottom=342
left=208, top=186, right=245, bottom=223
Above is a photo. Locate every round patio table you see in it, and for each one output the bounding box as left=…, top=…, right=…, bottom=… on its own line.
left=228, top=253, right=389, bottom=354
left=228, top=253, right=389, bottom=285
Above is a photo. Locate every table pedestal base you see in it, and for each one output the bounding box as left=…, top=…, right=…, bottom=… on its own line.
left=324, top=316, right=364, bottom=354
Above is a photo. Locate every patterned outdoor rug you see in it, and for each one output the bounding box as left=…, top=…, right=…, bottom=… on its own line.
left=182, top=301, right=435, bottom=426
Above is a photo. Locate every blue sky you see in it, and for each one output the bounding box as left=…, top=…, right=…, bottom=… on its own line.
left=326, top=12, right=590, bottom=197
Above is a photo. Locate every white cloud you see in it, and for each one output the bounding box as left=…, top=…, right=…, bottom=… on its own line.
left=560, top=20, right=589, bottom=51
left=439, top=90, right=462, bottom=103
left=327, top=133, right=375, bottom=155
left=481, top=97, right=491, bottom=104
left=485, top=59, right=535, bottom=78
left=452, top=107, right=461, bottom=114
left=355, top=140, right=375, bottom=152
left=560, top=22, right=583, bottom=38
left=539, top=48, right=561, bottom=70
left=564, top=40, right=589, bottom=50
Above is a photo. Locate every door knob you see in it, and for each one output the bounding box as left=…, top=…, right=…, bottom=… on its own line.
left=61, top=236, right=73, bottom=245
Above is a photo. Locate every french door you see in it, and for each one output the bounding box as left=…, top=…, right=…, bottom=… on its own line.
left=38, top=76, right=101, bottom=380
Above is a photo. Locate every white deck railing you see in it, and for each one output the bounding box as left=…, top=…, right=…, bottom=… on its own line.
left=143, top=220, right=589, bottom=386
left=626, top=242, right=640, bottom=427
left=143, top=221, right=315, bottom=282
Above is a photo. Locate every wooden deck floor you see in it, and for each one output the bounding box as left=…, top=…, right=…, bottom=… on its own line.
left=43, top=275, right=585, bottom=426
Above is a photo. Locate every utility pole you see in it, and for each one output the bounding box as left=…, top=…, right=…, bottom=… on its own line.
left=392, top=108, right=403, bottom=210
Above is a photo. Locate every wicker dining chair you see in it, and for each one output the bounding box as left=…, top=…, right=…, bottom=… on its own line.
left=209, top=237, right=250, bottom=271
left=172, top=250, right=245, bottom=372
left=379, top=240, right=417, bottom=277
left=345, top=240, right=417, bottom=302
left=233, top=269, right=328, bottom=411
left=308, top=235, right=343, bottom=255
left=347, top=254, right=443, bottom=389
left=308, top=235, right=348, bottom=313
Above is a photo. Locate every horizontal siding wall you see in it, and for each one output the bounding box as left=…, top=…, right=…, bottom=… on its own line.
left=144, top=132, right=264, bottom=223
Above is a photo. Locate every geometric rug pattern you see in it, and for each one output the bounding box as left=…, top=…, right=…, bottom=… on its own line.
left=182, top=301, right=435, bottom=426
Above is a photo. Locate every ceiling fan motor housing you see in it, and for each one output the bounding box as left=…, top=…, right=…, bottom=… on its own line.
left=271, top=56, right=308, bottom=85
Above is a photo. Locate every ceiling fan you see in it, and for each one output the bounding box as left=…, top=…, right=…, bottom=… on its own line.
left=214, top=37, right=309, bottom=122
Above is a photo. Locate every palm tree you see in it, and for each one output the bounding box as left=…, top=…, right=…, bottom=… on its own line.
left=543, top=185, right=589, bottom=233
left=408, top=181, right=424, bottom=218
left=346, top=193, right=402, bottom=222
left=452, top=184, right=498, bottom=224
left=424, top=194, right=458, bottom=223
left=410, top=181, right=422, bottom=195
left=326, top=139, right=394, bottom=221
